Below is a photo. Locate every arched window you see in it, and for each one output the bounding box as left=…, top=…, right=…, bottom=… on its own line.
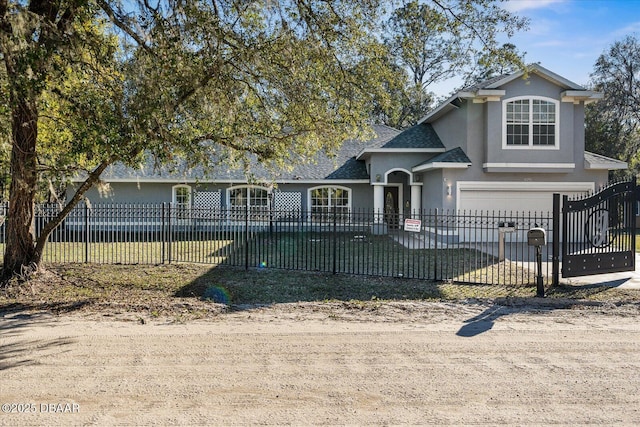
left=227, top=186, right=271, bottom=219
left=309, top=186, right=351, bottom=222
left=503, top=97, right=559, bottom=148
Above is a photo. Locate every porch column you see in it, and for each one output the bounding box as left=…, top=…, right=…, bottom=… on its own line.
left=410, top=185, right=421, bottom=217
left=373, top=184, right=384, bottom=223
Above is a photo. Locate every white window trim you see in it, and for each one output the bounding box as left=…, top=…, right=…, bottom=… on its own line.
left=172, top=184, right=192, bottom=206
left=502, top=96, right=559, bottom=150
left=226, top=185, right=271, bottom=209
left=307, top=185, right=352, bottom=213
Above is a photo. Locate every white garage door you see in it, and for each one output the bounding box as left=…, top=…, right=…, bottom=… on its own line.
left=457, top=182, right=595, bottom=214
left=458, top=190, right=556, bottom=213
left=456, top=182, right=594, bottom=242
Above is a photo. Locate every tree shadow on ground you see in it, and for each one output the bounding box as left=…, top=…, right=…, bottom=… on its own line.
left=1, top=300, right=95, bottom=317
left=0, top=312, right=75, bottom=371
left=175, top=265, right=448, bottom=308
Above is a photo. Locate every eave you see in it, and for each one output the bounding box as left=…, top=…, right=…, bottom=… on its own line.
left=561, top=90, right=603, bottom=105
left=482, top=163, right=576, bottom=173
left=356, top=147, right=445, bottom=161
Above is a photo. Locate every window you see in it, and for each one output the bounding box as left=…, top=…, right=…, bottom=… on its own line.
left=228, top=186, right=270, bottom=219
left=504, top=97, right=558, bottom=148
left=172, top=185, right=191, bottom=219
left=309, top=186, right=351, bottom=222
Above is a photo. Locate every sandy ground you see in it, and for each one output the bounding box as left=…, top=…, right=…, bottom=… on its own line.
left=1, top=301, right=640, bottom=426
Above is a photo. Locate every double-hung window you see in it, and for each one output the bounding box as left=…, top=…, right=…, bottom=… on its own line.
left=504, top=97, right=558, bottom=148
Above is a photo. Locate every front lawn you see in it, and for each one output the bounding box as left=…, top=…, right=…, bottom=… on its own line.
left=1, top=263, right=638, bottom=321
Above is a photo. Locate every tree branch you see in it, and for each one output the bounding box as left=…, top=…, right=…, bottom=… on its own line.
left=97, top=0, right=153, bottom=52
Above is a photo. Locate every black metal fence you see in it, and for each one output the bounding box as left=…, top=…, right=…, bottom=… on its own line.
left=0, top=203, right=554, bottom=285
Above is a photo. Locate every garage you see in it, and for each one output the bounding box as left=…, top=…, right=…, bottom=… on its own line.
left=454, top=182, right=595, bottom=243
left=456, top=182, right=595, bottom=214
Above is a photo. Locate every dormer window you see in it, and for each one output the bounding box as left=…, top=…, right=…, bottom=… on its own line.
left=503, top=97, right=558, bottom=149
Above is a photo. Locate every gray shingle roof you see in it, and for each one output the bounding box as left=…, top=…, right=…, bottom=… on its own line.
left=584, top=151, right=628, bottom=170
left=460, top=73, right=511, bottom=93
left=413, top=147, right=471, bottom=169
left=365, top=123, right=445, bottom=150
left=386, top=123, right=445, bottom=149
left=96, top=124, right=401, bottom=182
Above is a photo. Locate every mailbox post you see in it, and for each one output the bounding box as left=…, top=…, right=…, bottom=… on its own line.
left=527, top=228, right=546, bottom=298
left=497, top=222, right=516, bottom=262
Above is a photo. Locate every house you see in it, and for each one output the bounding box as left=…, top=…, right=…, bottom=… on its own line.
left=72, top=64, right=627, bottom=222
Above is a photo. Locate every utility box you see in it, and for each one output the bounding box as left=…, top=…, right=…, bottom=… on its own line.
left=527, top=228, right=547, bottom=246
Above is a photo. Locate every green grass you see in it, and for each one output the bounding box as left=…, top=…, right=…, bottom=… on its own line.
left=0, top=239, right=235, bottom=264
left=0, top=231, right=550, bottom=287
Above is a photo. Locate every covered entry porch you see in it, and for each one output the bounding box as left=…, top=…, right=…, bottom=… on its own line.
left=371, top=169, right=422, bottom=225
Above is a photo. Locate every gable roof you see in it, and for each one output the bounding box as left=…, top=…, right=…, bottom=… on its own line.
left=418, top=63, right=601, bottom=124
left=86, top=124, right=401, bottom=184
left=584, top=151, right=628, bottom=170
left=412, top=147, right=472, bottom=172
left=481, top=63, right=586, bottom=91
left=356, top=123, right=445, bottom=159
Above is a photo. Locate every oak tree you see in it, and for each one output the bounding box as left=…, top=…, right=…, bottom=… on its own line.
left=586, top=34, right=640, bottom=178
left=0, top=0, right=527, bottom=278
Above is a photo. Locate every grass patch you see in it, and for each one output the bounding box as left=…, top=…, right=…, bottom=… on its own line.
left=0, top=231, right=547, bottom=286
left=1, top=263, right=638, bottom=320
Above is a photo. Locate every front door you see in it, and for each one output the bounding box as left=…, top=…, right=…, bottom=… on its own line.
left=384, top=187, right=399, bottom=229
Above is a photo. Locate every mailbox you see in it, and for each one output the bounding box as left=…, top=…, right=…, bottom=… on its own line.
left=498, top=221, right=516, bottom=232
left=527, top=227, right=547, bottom=246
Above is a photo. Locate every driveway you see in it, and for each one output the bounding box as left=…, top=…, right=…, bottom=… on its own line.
left=2, top=302, right=640, bottom=426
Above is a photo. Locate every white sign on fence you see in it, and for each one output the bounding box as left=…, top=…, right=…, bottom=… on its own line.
left=403, top=218, right=422, bottom=232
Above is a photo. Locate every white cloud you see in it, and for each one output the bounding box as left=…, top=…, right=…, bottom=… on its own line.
left=504, top=0, right=567, bottom=12
left=611, top=21, right=640, bottom=37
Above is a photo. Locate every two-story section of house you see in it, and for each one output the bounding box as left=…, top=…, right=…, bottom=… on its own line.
left=401, top=63, right=626, bottom=214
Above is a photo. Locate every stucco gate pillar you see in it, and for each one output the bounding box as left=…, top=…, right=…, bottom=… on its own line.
left=410, top=184, right=421, bottom=218
left=373, top=184, right=384, bottom=222
left=372, top=184, right=387, bottom=234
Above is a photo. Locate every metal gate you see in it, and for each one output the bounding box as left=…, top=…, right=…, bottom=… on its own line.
left=557, top=179, right=637, bottom=278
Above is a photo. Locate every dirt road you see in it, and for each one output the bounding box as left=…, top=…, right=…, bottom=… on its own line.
left=2, top=302, right=640, bottom=426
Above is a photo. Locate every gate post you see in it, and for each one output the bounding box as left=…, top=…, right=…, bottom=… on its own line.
left=633, top=177, right=638, bottom=272
left=552, top=193, right=560, bottom=287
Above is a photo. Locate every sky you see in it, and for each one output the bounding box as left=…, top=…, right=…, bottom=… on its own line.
left=432, top=0, right=640, bottom=97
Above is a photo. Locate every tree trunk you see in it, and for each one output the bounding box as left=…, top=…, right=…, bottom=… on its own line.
left=32, top=157, right=119, bottom=263
left=2, top=99, right=39, bottom=278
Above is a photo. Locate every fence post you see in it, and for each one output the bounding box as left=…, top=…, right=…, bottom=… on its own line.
left=161, top=203, right=166, bottom=264
left=433, top=209, right=438, bottom=280
left=167, top=203, right=172, bottom=264
left=552, top=194, right=560, bottom=287
left=84, top=203, right=89, bottom=263
left=332, top=209, right=337, bottom=275
left=561, top=195, right=568, bottom=280
left=245, top=203, right=249, bottom=271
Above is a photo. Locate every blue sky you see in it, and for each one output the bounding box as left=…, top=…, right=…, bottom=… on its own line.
left=432, top=0, right=640, bottom=96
